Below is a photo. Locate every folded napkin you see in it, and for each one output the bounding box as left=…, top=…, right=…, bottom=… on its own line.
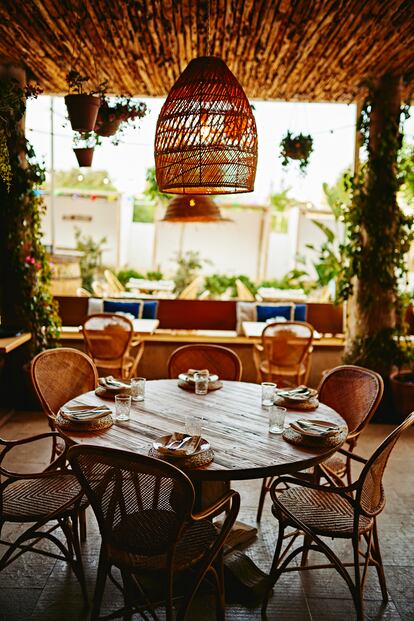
left=60, top=405, right=111, bottom=422
left=99, top=376, right=131, bottom=391
left=277, top=386, right=317, bottom=401
left=187, top=369, right=209, bottom=377
left=290, top=418, right=341, bottom=437
left=156, top=433, right=202, bottom=456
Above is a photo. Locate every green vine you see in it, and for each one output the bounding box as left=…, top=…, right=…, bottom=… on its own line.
left=336, top=83, right=414, bottom=373
left=0, top=78, right=61, bottom=354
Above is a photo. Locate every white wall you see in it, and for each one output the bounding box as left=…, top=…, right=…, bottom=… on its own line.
left=126, top=222, right=155, bottom=272
left=266, top=233, right=291, bottom=279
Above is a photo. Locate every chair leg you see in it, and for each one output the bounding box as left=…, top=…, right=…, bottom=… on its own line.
left=352, top=536, right=364, bottom=621
left=256, top=477, right=272, bottom=523
left=261, top=521, right=286, bottom=617
left=372, top=521, right=388, bottom=602
left=300, top=533, right=312, bottom=567
left=71, top=512, right=88, bottom=605
left=214, top=554, right=225, bottom=621
left=91, top=547, right=110, bottom=621
left=79, top=508, right=87, bottom=543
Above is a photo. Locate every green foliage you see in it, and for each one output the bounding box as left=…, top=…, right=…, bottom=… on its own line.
left=259, top=268, right=310, bottom=291
left=73, top=130, right=101, bottom=148
left=96, top=96, right=148, bottom=144
left=146, top=270, right=163, bottom=281
left=133, top=198, right=155, bottom=222
left=173, top=251, right=204, bottom=294
left=74, top=227, right=107, bottom=292
left=269, top=187, right=296, bottom=212
left=280, top=131, right=313, bottom=173
left=116, top=268, right=144, bottom=286
left=52, top=168, right=117, bottom=191
left=398, top=141, right=414, bottom=205
left=143, top=166, right=172, bottom=203
left=0, top=79, right=60, bottom=354
left=204, top=274, right=234, bottom=297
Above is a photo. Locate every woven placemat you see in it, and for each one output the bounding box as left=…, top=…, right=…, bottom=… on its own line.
left=274, top=396, right=319, bottom=411
left=177, top=379, right=223, bottom=392
left=148, top=446, right=214, bottom=468
left=282, top=426, right=347, bottom=448
left=56, top=412, right=114, bottom=432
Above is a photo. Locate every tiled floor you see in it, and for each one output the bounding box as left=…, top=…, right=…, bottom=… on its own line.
left=1, top=410, right=413, bottom=621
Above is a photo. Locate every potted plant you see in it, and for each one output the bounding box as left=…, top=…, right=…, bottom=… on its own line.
left=280, top=131, right=313, bottom=172
left=390, top=338, right=414, bottom=419
left=65, top=70, right=107, bottom=132
left=94, top=96, right=148, bottom=139
left=73, top=131, right=101, bottom=167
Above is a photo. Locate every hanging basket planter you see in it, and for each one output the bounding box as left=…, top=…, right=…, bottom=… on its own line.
left=94, top=116, right=122, bottom=137
left=65, top=94, right=101, bottom=132
left=280, top=131, right=313, bottom=173
left=73, top=147, right=94, bottom=167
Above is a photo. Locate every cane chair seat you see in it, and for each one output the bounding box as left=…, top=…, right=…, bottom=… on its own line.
left=3, top=474, right=83, bottom=521
left=274, top=487, right=373, bottom=538
left=168, top=343, right=242, bottom=381
left=109, top=512, right=217, bottom=571
left=321, top=453, right=347, bottom=476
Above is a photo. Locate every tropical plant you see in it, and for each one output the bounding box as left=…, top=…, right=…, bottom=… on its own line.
left=398, top=140, right=414, bottom=205
left=280, top=131, right=313, bottom=172
left=204, top=274, right=234, bottom=297
left=74, top=227, right=107, bottom=292
left=146, top=270, right=164, bottom=281
left=116, top=268, right=144, bottom=287
left=143, top=166, right=172, bottom=204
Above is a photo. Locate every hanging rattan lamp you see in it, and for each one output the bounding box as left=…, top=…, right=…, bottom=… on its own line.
left=161, top=195, right=231, bottom=222
left=154, top=56, right=258, bottom=195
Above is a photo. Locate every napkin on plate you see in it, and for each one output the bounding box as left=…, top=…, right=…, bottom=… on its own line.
left=187, top=369, right=210, bottom=377
left=60, top=405, right=111, bottom=422
left=98, top=376, right=131, bottom=392
left=290, top=418, right=342, bottom=437
left=156, top=433, right=202, bottom=456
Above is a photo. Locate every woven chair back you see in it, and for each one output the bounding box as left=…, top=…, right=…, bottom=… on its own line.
left=82, top=313, right=133, bottom=361
left=31, top=347, right=98, bottom=419
left=318, top=365, right=383, bottom=436
left=69, top=446, right=195, bottom=555
left=357, top=411, right=414, bottom=516
left=168, top=344, right=243, bottom=381
left=261, top=321, right=314, bottom=368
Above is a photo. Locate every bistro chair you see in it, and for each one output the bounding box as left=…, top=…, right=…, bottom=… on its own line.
left=255, top=364, right=384, bottom=524
left=82, top=313, right=144, bottom=380
left=68, top=445, right=240, bottom=621
left=168, top=344, right=243, bottom=381
left=253, top=321, right=314, bottom=387
left=262, top=411, right=414, bottom=621
left=0, top=432, right=87, bottom=602
left=316, top=365, right=384, bottom=485
left=31, top=347, right=98, bottom=460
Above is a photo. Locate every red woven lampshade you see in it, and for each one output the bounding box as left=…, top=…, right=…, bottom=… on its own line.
left=155, top=56, right=258, bottom=195
left=161, top=195, right=231, bottom=222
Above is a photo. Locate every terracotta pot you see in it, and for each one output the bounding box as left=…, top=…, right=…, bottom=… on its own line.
left=73, top=147, right=94, bottom=167
left=390, top=369, right=414, bottom=419
left=284, top=146, right=304, bottom=160
left=65, top=94, right=101, bottom=132
left=95, top=117, right=122, bottom=137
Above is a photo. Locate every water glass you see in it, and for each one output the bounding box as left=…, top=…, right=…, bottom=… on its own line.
left=269, top=406, right=287, bottom=434
left=185, top=413, right=203, bottom=436
left=194, top=370, right=209, bottom=395
left=131, top=377, right=146, bottom=402
left=114, top=394, right=131, bottom=421
left=261, top=382, right=276, bottom=407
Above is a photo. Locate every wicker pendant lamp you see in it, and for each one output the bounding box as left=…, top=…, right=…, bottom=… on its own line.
left=155, top=56, right=258, bottom=195
left=162, top=195, right=231, bottom=222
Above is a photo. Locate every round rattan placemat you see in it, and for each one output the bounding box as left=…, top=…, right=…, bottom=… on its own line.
left=177, top=379, right=223, bottom=392
left=274, top=396, right=319, bottom=411
left=148, top=446, right=214, bottom=468
left=282, top=426, right=347, bottom=448
left=56, top=412, right=114, bottom=432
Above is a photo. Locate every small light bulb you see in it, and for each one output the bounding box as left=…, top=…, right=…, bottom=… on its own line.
left=103, top=177, right=109, bottom=185
left=77, top=174, right=84, bottom=181
left=189, top=199, right=196, bottom=207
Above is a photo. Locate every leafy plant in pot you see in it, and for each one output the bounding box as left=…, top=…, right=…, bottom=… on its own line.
left=72, top=131, right=101, bottom=167
left=280, top=131, right=313, bottom=173
left=65, top=70, right=107, bottom=132
left=390, top=338, right=414, bottom=419
left=94, top=96, right=148, bottom=140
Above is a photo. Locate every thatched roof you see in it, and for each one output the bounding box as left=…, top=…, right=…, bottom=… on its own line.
left=0, top=0, right=413, bottom=102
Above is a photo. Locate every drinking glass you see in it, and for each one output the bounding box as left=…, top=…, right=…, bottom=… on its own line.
left=269, top=406, right=287, bottom=434
left=194, top=370, right=209, bottom=395
left=131, top=377, right=146, bottom=402
left=261, top=382, right=276, bottom=407
left=114, top=394, right=131, bottom=421
left=185, top=413, right=203, bottom=436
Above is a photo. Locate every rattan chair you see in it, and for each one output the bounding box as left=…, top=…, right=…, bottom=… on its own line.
left=82, top=313, right=144, bottom=380
left=0, top=432, right=87, bottom=602
left=262, top=412, right=414, bottom=621
left=168, top=344, right=243, bottom=381
left=31, top=347, right=98, bottom=459
left=253, top=321, right=314, bottom=387
left=317, top=365, right=384, bottom=485
left=255, top=364, right=384, bottom=524
left=68, top=445, right=240, bottom=621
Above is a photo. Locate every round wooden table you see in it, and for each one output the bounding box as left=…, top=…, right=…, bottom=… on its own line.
left=61, top=380, right=347, bottom=481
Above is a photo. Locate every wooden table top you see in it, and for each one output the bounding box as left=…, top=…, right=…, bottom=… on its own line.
left=62, top=380, right=346, bottom=482
left=0, top=332, right=31, bottom=353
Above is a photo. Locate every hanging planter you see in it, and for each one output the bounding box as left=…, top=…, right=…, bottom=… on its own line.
left=72, top=131, right=100, bottom=167
left=94, top=96, right=148, bottom=140
left=280, top=130, right=313, bottom=173
left=73, top=147, right=94, bottom=167
left=64, top=71, right=107, bottom=132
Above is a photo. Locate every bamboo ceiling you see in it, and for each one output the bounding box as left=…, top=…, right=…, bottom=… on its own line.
left=0, top=0, right=413, bottom=102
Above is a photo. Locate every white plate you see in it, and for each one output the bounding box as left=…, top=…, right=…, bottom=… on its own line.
left=289, top=418, right=342, bottom=437
left=178, top=373, right=219, bottom=384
